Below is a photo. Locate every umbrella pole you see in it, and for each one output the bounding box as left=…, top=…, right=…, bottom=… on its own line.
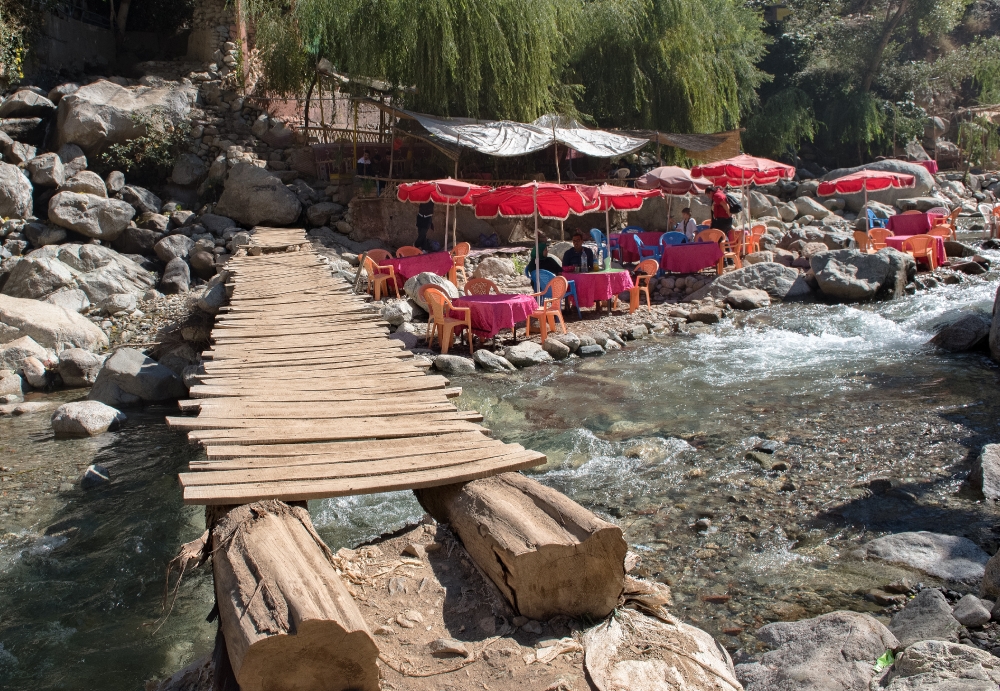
left=555, top=140, right=564, bottom=241
left=864, top=180, right=869, bottom=233
left=534, top=183, right=541, bottom=304
left=444, top=203, right=450, bottom=252
left=666, top=195, right=672, bottom=231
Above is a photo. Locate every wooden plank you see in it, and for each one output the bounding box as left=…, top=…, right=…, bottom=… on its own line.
left=165, top=408, right=482, bottom=431
left=187, top=419, right=485, bottom=445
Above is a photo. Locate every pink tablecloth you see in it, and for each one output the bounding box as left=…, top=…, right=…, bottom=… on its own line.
left=917, top=160, right=939, bottom=174
left=884, top=235, right=947, bottom=266
left=378, top=251, right=454, bottom=288
left=886, top=213, right=932, bottom=235
left=570, top=270, right=634, bottom=308
left=660, top=242, right=723, bottom=273
left=452, top=294, right=538, bottom=339
left=614, top=232, right=663, bottom=263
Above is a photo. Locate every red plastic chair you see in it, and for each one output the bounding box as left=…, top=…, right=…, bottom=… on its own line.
left=423, top=285, right=473, bottom=355
left=526, top=276, right=568, bottom=343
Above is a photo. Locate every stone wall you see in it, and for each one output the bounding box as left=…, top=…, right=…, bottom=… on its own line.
left=186, top=0, right=236, bottom=63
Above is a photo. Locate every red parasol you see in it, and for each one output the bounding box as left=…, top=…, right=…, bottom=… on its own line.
left=692, top=154, right=796, bottom=187
left=635, top=166, right=712, bottom=195
left=397, top=178, right=491, bottom=249
left=817, top=170, right=915, bottom=231
left=594, top=184, right=662, bottom=211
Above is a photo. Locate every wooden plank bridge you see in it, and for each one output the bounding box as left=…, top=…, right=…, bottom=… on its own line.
left=170, top=227, right=545, bottom=505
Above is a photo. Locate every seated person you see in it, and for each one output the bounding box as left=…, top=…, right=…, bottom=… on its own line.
left=528, top=241, right=563, bottom=276
left=562, top=231, right=596, bottom=270
left=675, top=207, right=697, bottom=240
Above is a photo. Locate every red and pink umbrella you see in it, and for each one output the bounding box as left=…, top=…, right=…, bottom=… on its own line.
left=593, top=184, right=661, bottom=236
left=397, top=178, right=491, bottom=250
left=692, top=154, right=796, bottom=187
left=635, top=166, right=712, bottom=195
left=817, top=170, right=915, bottom=231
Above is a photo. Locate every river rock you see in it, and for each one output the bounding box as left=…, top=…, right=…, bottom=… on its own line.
left=943, top=240, right=978, bottom=258
left=930, top=313, right=991, bottom=352
left=888, top=588, right=961, bottom=648
left=876, top=640, right=1000, bottom=691
left=137, top=212, right=169, bottom=234
left=2, top=244, right=155, bottom=302
left=473, top=257, right=517, bottom=279
left=970, top=444, right=1000, bottom=500
left=198, top=214, right=236, bottom=235
left=196, top=280, right=227, bottom=314
left=688, top=305, right=723, bottom=324
left=980, top=549, right=1000, bottom=599
left=778, top=225, right=853, bottom=250
left=502, top=341, right=552, bottom=367
left=57, top=143, right=87, bottom=177
left=0, top=117, right=46, bottom=145
left=111, top=227, right=161, bottom=255
left=404, top=272, right=459, bottom=309
left=0, top=134, right=36, bottom=166
left=171, top=154, right=208, bottom=186
left=44, top=288, right=90, bottom=313
left=120, top=185, right=161, bottom=215
left=20, top=355, right=48, bottom=388
left=106, top=170, right=125, bottom=194
left=725, top=288, right=771, bottom=310
left=743, top=250, right=774, bottom=265
left=88, top=348, right=187, bottom=407
left=305, top=202, right=342, bottom=227
left=26, top=153, right=65, bottom=187
left=188, top=250, right=216, bottom=279
left=810, top=248, right=915, bottom=302
left=990, top=286, right=1000, bottom=364
left=154, top=234, right=194, bottom=263
left=794, top=196, right=832, bottom=219
left=48, top=191, right=135, bottom=240
left=382, top=300, right=413, bottom=326
left=51, top=401, right=126, bottom=437
left=952, top=594, right=991, bottom=627
left=0, top=368, right=24, bottom=399
left=542, top=337, right=571, bottom=359
left=736, top=610, right=898, bottom=691
left=24, top=222, right=67, bottom=247
left=56, top=79, right=196, bottom=156
left=160, top=257, right=191, bottom=294
left=100, top=292, right=136, bottom=315
left=689, top=262, right=811, bottom=302
left=864, top=531, right=989, bottom=584
left=822, top=160, right=936, bottom=212
left=214, top=162, right=302, bottom=226
left=0, top=294, right=107, bottom=351
left=58, top=348, right=106, bottom=386
left=472, top=349, right=516, bottom=372
left=552, top=332, right=581, bottom=353
left=0, top=90, right=56, bottom=118
left=0, top=335, right=51, bottom=371
left=433, top=354, right=476, bottom=374
left=0, top=162, right=33, bottom=219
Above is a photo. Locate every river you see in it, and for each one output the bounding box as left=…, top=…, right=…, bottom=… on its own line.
left=3, top=240, right=1000, bottom=689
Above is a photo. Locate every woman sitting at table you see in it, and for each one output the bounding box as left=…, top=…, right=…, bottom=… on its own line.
left=561, top=231, right=596, bottom=271
left=528, top=241, right=563, bottom=276
left=675, top=208, right=697, bottom=240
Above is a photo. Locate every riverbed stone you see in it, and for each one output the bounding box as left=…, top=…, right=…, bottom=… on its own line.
left=0, top=335, right=51, bottom=372
left=502, top=341, right=552, bottom=367
left=160, top=257, right=190, bottom=294
left=57, top=143, right=87, bottom=178
left=725, top=288, right=771, bottom=310
left=810, top=248, right=915, bottom=302
left=472, top=349, right=516, bottom=372
left=980, top=550, right=1000, bottom=600
left=188, top=250, right=216, bottom=279
left=214, top=162, right=302, bottom=226
left=57, top=348, right=106, bottom=386
left=889, top=588, right=961, bottom=648
left=24, top=222, right=67, bottom=248
left=953, top=594, right=991, bottom=627
left=735, top=610, right=898, bottom=691
left=100, top=292, right=136, bottom=315
left=864, top=531, right=989, bottom=584
left=26, top=153, right=65, bottom=187
left=51, top=401, right=126, bottom=437
left=0, top=368, right=23, bottom=398
left=552, top=332, right=581, bottom=353
left=578, top=344, right=605, bottom=356
left=44, top=288, right=90, bottom=313
left=88, top=348, right=187, bottom=407
left=48, top=191, right=135, bottom=240
left=542, top=337, right=571, bottom=359
left=0, top=294, right=107, bottom=351
left=154, top=234, right=195, bottom=263
left=3, top=244, right=155, bottom=303
left=930, top=313, right=991, bottom=352
left=876, top=640, right=1000, bottom=691
left=196, top=281, right=228, bottom=315
left=0, top=162, right=33, bottom=219
left=688, top=262, right=811, bottom=302
left=968, top=444, right=1000, bottom=500
left=433, top=354, right=476, bottom=374
left=404, top=273, right=459, bottom=310
left=382, top=300, right=413, bottom=326
left=473, top=257, right=517, bottom=279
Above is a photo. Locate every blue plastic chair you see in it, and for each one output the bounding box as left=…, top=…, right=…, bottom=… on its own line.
left=696, top=223, right=711, bottom=232
left=660, top=231, right=688, bottom=246
left=527, top=268, right=581, bottom=319
left=589, top=228, right=609, bottom=264
left=867, top=208, right=888, bottom=229
left=622, top=225, right=644, bottom=233
left=608, top=233, right=621, bottom=262
left=633, top=235, right=662, bottom=263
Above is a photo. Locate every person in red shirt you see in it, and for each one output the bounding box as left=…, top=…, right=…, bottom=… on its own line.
left=709, top=186, right=733, bottom=232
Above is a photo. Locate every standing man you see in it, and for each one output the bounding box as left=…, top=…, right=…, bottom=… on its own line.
left=415, top=200, right=434, bottom=250
left=709, top=186, right=732, bottom=233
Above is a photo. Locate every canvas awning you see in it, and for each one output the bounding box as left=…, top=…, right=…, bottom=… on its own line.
left=629, top=130, right=743, bottom=162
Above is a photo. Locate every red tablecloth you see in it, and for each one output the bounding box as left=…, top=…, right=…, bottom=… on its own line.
left=452, top=294, right=538, bottom=339
left=660, top=242, right=723, bottom=273
left=378, top=251, right=454, bottom=288
left=614, top=232, right=664, bottom=263
left=570, top=270, right=634, bottom=308
left=886, top=213, right=932, bottom=235
left=884, top=235, right=947, bottom=266
left=917, top=160, right=939, bottom=174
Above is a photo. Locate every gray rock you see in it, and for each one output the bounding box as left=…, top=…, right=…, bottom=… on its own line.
left=44, top=288, right=90, bottom=313
left=24, top=222, right=67, bottom=247
left=404, top=272, right=459, bottom=310
left=878, top=640, right=1000, bottom=691
left=943, top=241, right=977, bottom=258
left=188, top=250, right=216, bottom=279
left=157, top=343, right=199, bottom=377
left=154, top=234, right=195, bottom=263
left=0, top=117, right=45, bottom=144
left=111, top=227, right=161, bottom=255
left=88, top=348, right=187, bottom=407
left=0, top=134, right=36, bottom=166
left=58, top=171, right=107, bottom=197
left=889, top=588, right=961, bottom=648
left=137, top=212, right=170, bottom=234
left=106, top=170, right=125, bottom=194
left=725, top=288, right=771, bottom=310
left=688, top=262, right=811, bottom=302
left=865, top=531, right=989, bottom=584
left=896, top=196, right=953, bottom=212
left=628, top=325, right=648, bottom=340
left=48, top=191, right=135, bottom=240
left=473, top=256, right=517, bottom=279
left=382, top=300, right=414, bottom=326
left=433, top=354, right=476, bottom=374
left=100, top=292, right=136, bottom=315
left=990, top=286, right=1000, bottom=364
left=214, top=162, right=302, bottom=226
left=196, top=278, right=228, bottom=314
left=57, top=348, right=106, bottom=386
left=305, top=202, right=343, bottom=227
left=953, top=594, right=991, bottom=627
left=56, top=143, right=87, bottom=178
left=0, top=335, right=51, bottom=371
left=171, top=210, right=195, bottom=227
left=0, top=90, right=56, bottom=118
left=26, top=153, right=65, bottom=187
left=171, top=154, right=208, bottom=186
left=0, top=294, right=107, bottom=351
left=743, top=250, right=774, bottom=265
left=0, top=162, right=33, bottom=219
left=822, top=160, right=936, bottom=212
left=981, top=550, right=1000, bottom=600
left=51, top=401, right=126, bottom=437
left=502, top=341, right=553, bottom=367
left=930, top=313, right=991, bottom=352
left=688, top=306, right=723, bottom=324
left=542, top=337, right=571, bottom=359
left=20, top=355, right=48, bottom=388
left=952, top=261, right=987, bottom=275
left=736, top=610, right=898, bottom=691
left=0, top=367, right=24, bottom=398
left=472, top=349, right=516, bottom=372
left=578, top=344, right=605, bottom=356
left=810, top=248, right=915, bottom=302
left=794, top=196, right=832, bottom=219
left=552, top=332, right=581, bottom=353
left=160, top=257, right=190, bottom=293
left=79, top=463, right=110, bottom=489
left=778, top=225, right=853, bottom=250
left=2, top=244, right=154, bottom=303
left=971, top=444, right=1000, bottom=500
left=120, top=185, right=162, bottom=214
left=777, top=201, right=798, bottom=222
left=198, top=214, right=236, bottom=234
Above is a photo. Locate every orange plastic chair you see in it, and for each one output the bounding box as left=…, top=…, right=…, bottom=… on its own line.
left=868, top=228, right=894, bottom=250
left=396, top=245, right=423, bottom=257
left=747, top=225, right=767, bottom=254
left=901, top=209, right=922, bottom=215
left=695, top=228, right=742, bottom=274
left=464, top=278, right=500, bottom=296
left=367, top=248, right=393, bottom=263
left=629, top=259, right=659, bottom=313
left=901, top=234, right=937, bottom=270
left=422, top=285, right=474, bottom=355
left=927, top=225, right=951, bottom=238
left=362, top=256, right=399, bottom=301
left=450, top=242, right=471, bottom=285
left=730, top=230, right=748, bottom=257
left=526, top=276, right=568, bottom=343
left=854, top=231, right=874, bottom=253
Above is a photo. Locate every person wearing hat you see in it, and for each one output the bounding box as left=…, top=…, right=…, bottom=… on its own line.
left=528, top=241, right=563, bottom=277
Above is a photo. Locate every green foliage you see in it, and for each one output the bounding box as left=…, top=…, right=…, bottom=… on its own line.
left=0, top=0, right=30, bottom=87
left=97, top=110, right=190, bottom=185
left=744, top=87, right=817, bottom=156
left=874, top=649, right=895, bottom=672
left=958, top=117, right=1000, bottom=167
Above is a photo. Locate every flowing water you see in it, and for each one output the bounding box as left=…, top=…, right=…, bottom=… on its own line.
left=4, top=237, right=1000, bottom=688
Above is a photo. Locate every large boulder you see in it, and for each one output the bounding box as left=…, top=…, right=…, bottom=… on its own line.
left=403, top=272, right=459, bottom=309
left=26, top=153, right=65, bottom=187
left=305, top=202, right=342, bottom=227
left=0, top=162, right=33, bottom=219
left=59, top=170, right=106, bottom=197
left=56, top=79, right=197, bottom=156
left=57, top=143, right=88, bottom=178
left=0, top=90, right=56, bottom=118
left=0, top=294, right=107, bottom=351
left=48, top=191, right=135, bottom=240
left=810, top=248, right=915, bottom=302
left=2, top=244, right=155, bottom=303
left=154, top=234, right=195, bottom=263
left=502, top=341, right=553, bottom=367
left=120, top=185, right=161, bottom=215
left=736, top=611, right=898, bottom=691
left=473, top=256, right=517, bottom=279
left=160, top=257, right=191, bottom=293
left=864, top=531, right=989, bottom=584
left=51, top=401, right=126, bottom=437
left=213, top=162, right=302, bottom=226
left=111, top=227, right=162, bottom=255
left=0, top=335, right=52, bottom=371
left=970, top=444, right=1000, bottom=500
left=888, top=588, right=961, bottom=648
left=821, top=160, right=936, bottom=212
left=777, top=225, right=852, bottom=250
left=794, top=196, right=832, bottom=219
left=876, top=640, right=1000, bottom=691
left=88, top=348, right=187, bottom=407
left=171, top=154, right=208, bottom=186
left=24, top=222, right=67, bottom=247
left=689, top=262, right=812, bottom=302
left=930, top=313, right=991, bottom=352
left=58, top=348, right=107, bottom=386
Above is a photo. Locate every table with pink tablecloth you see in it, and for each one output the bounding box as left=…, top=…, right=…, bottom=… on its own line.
left=917, top=160, right=939, bottom=174
left=660, top=242, right=723, bottom=274
left=613, top=232, right=664, bottom=263
left=452, top=294, right=538, bottom=339
left=378, top=251, right=454, bottom=288
left=884, top=235, right=947, bottom=266
left=569, top=270, right=634, bottom=308
left=886, top=213, right=933, bottom=235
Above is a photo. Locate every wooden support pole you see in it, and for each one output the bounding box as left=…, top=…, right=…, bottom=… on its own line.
left=209, top=500, right=379, bottom=691
left=414, top=472, right=626, bottom=621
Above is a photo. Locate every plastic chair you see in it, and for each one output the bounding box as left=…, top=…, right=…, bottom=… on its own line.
left=526, top=276, right=568, bottom=343
left=729, top=229, right=748, bottom=257
left=590, top=229, right=609, bottom=264
left=622, top=225, right=644, bottom=233
left=464, top=278, right=500, bottom=295
left=695, top=229, right=742, bottom=274
left=902, top=209, right=922, bottom=215
left=629, top=259, right=659, bottom=313
left=418, top=284, right=441, bottom=339
left=696, top=223, right=711, bottom=232
left=450, top=242, right=471, bottom=285
left=869, top=228, right=894, bottom=250
left=608, top=233, right=622, bottom=262
left=363, top=256, right=399, bottom=301
left=527, top=269, right=581, bottom=320
left=367, top=248, right=393, bottom=263
left=423, top=285, right=473, bottom=355
left=660, top=232, right=687, bottom=246
left=927, top=225, right=951, bottom=238
left=396, top=245, right=423, bottom=257
left=633, top=235, right=662, bottom=263
left=866, top=209, right=888, bottom=230
left=901, top=235, right=938, bottom=270
left=979, top=204, right=994, bottom=237
left=747, top=225, right=767, bottom=254
left=853, top=231, right=875, bottom=254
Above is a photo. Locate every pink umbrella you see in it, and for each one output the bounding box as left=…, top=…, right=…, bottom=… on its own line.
left=635, top=166, right=712, bottom=195
left=397, top=178, right=491, bottom=250
left=593, top=184, right=662, bottom=238
left=817, top=170, right=915, bottom=231
left=693, top=154, right=796, bottom=227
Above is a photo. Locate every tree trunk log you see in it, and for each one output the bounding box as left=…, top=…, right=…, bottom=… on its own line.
left=414, top=472, right=626, bottom=621
left=210, top=500, right=379, bottom=691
